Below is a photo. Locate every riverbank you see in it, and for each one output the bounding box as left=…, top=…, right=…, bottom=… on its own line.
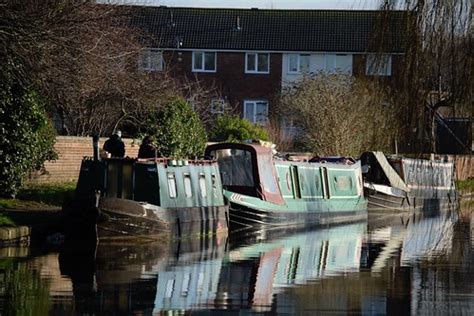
left=0, top=183, right=74, bottom=246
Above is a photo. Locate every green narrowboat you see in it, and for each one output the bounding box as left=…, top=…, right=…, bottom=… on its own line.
left=204, top=142, right=367, bottom=230
left=64, top=141, right=229, bottom=242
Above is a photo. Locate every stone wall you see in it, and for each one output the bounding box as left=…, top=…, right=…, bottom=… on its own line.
left=28, top=136, right=139, bottom=184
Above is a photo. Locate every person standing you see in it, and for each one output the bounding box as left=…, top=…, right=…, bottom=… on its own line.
left=103, top=130, right=125, bottom=158
left=138, top=135, right=157, bottom=159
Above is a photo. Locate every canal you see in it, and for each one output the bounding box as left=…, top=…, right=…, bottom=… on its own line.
left=1, top=205, right=473, bottom=315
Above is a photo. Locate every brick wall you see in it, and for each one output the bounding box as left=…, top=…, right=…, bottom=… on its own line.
left=166, top=51, right=282, bottom=113
left=28, top=136, right=139, bottom=184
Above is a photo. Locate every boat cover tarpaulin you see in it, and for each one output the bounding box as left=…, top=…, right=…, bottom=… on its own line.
left=372, top=152, right=410, bottom=192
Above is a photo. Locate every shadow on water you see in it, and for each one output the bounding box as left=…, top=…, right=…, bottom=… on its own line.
left=3, top=204, right=470, bottom=315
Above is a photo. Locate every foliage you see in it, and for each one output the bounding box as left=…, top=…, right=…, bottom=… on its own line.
left=278, top=74, right=400, bottom=156
left=143, top=98, right=207, bottom=158
left=0, top=214, right=16, bottom=227
left=0, top=65, right=57, bottom=198
left=456, top=179, right=474, bottom=193
left=209, top=115, right=270, bottom=143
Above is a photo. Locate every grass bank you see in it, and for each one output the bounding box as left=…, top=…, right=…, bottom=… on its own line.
left=0, top=183, right=76, bottom=226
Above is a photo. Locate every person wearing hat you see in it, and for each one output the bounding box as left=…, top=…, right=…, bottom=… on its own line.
left=103, top=130, right=125, bottom=158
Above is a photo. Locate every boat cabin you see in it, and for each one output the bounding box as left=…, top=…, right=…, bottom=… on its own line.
left=75, top=157, right=225, bottom=208
left=205, top=143, right=285, bottom=205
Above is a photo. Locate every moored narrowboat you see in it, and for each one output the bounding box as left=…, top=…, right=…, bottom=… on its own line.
left=64, top=140, right=229, bottom=242
left=204, top=142, right=368, bottom=230
left=360, top=151, right=458, bottom=212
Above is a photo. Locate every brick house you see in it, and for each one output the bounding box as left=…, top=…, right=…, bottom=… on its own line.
left=130, top=6, right=407, bottom=125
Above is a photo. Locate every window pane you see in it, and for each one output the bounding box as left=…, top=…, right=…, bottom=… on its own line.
left=204, top=52, right=215, bottom=71
left=244, top=102, right=255, bottom=122
left=247, top=53, right=256, bottom=71
left=194, top=52, right=203, bottom=70
left=199, top=174, right=207, bottom=198
left=300, top=54, right=310, bottom=73
left=211, top=149, right=254, bottom=187
left=184, top=174, right=192, bottom=198
left=325, top=54, right=335, bottom=72
left=257, top=54, right=269, bottom=72
left=288, top=54, right=298, bottom=73
left=211, top=99, right=225, bottom=113
left=150, top=51, right=163, bottom=71
left=255, top=102, right=268, bottom=125
left=139, top=50, right=149, bottom=69
left=167, top=173, right=177, bottom=198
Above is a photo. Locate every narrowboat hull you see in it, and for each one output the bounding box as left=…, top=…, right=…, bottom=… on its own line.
left=361, top=152, right=458, bottom=213
left=226, top=192, right=367, bottom=230
left=97, top=198, right=228, bottom=240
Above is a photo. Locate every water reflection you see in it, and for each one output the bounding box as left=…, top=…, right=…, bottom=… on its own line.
left=1, top=206, right=472, bottom=315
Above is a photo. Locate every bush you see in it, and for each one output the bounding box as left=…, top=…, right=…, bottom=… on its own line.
left=278, top=74, right=400, bottom=156
left=143, top=98, right=207, bottom=158
left=209, top=115, right=270, bottom=143
left=0, top=67, right=57, bottom=198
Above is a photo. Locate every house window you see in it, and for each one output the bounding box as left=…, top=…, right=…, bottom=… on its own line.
left=244, top=100, right=269, bottom=125
left=210, top=98, right=225, bottom=114
left=139, top=48, right=163, bottom=71
left=324, top=54, right=352, bottom=74
left=366, top=54, right=392, bottom=76
left=288, top=54, right=310, bottom=74
left=192, top=51, right=216, bottom=72
left=245, top=53, right=270, bottom=73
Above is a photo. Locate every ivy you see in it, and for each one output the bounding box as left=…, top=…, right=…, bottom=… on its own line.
left=0, top=65, right=57, bottom=198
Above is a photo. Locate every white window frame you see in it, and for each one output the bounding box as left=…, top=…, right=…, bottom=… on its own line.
left=245, top=52, right=270, bottom=74
left=138, top=48, right=163, bottom=72
left=192, top=51, right=217, bottom=73
left=243, top=100, right=269, bottom=125
left=366, top=54, right=392, bottom=76
left=210, top=98, right=225, bottom=114
left=288, top=53, right=310, bottom=74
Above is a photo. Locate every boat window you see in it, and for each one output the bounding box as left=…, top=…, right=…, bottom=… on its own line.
left=258, top=154, right=279, bottom=193
left=210, top=149, right=254, bottom=187
left=199, top=174, right=207, bottom=198
left=183, top=173, right=192, bottom=198
left=334, top=176, right=352, bottom=191
left=211, top=173, right=217, bottom=196
left=167, top=173, right=177, bottom=198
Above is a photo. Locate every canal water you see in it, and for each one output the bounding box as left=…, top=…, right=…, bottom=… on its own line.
left=1, top=206, right=473, bottom=315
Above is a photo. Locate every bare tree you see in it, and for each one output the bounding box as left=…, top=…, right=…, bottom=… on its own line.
left=1, top=1, right=183, bottom=137
left=378, top=0, right=473, bottom=153
left=278, top=74, right=400, bottom=156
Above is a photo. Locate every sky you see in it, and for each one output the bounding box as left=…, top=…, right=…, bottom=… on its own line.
left=99, top=0, right=383, bottom=10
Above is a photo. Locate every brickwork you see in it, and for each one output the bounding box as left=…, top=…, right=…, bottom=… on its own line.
left=166, top=51, right=282, bottom=113
left=27, top=136, right=139, bottom=184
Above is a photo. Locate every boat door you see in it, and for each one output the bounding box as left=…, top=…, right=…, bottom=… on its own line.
left=290, top=165, right=302, bottom=199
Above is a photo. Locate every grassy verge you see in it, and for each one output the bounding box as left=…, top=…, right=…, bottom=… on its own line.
left=0, top=182, right=76, bottom=210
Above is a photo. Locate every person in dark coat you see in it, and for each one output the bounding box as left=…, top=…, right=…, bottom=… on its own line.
left=103, top=130, right=125, bottom=158
left=138, top=135, right=157, bottom=159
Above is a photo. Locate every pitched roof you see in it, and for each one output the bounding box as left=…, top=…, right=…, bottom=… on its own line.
left=129, top=7, right=408, bottom=53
